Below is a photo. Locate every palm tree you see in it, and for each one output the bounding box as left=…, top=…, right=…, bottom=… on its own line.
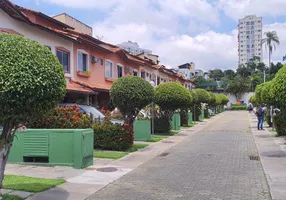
left=261, top=31, right=280, bottom=82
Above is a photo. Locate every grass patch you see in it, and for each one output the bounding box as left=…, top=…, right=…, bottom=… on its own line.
left=1, top=194, right=24, bottom=200
left=93, top=151, right=128, bottom=159
left=127, top=144, right=149, bottom=152
left=146, top=135, right=168, bottom=142
left=3, top=175, right=65, bottom=193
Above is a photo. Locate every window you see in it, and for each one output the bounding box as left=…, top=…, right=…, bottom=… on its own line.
left=241, top=45, right=243, bottom=47
left=141, top=71, right=146, bottom=79
left=251, top=26, right=254, bottom=29
left=45, top=45, right=51, bottom=50
left=251, top=30, right=254, bottom=34
left=157, top=76, right=160, bottom=85
left=246, top=31, right=250, bottom=34
left=133, top=70, right=138, bottom=76
left=246, top=22, right=250, bottom=25
left=251, top=21, right=255, bottom=25
left=105, top=60, right=113, bottom=78
left=78, top=52, right=88, bottom=71
left=99, top=58, right=103, bottom=65
left=117, top=65, right=123, bottom=78
left=56, top=49, right=69, bottom=73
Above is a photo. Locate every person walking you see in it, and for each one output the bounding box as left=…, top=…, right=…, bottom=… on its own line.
left=247, top=102, right=253, bottom=113
left=256, top=105, right=265, bottom=130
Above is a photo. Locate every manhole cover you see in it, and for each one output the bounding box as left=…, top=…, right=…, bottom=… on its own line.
left=159, top=152, right=169, bottom=157
left=178, top=133, right=188, bottom=136
left=261, top=151, right=286, bottom=158
left=249, top=155, right=260, bottom=161
left=256, top=135, right=271, bottom=138
left=96, top=167, right=118, bottom=172
left=162, top=140, right=174, bottom=143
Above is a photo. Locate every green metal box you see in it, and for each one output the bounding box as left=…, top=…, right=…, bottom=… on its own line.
left=8, top=129, right=94, bottom=169
left=172, top=114, right=181, bottom=130
left=200, top=110, right=205, bottom=121
left=188, top=112, right=193, bottom=125
left=134, top=120, right=151, bottom=141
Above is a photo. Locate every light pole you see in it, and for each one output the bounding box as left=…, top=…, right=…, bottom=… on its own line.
left=150, top=81, right=155, bottom=138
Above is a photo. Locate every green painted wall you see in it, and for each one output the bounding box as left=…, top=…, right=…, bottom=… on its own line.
left=172, top=114, right=181, bottom=130
left=134, top=120, right=151, bottom=141
left=9, top=129, right=93, bottom=169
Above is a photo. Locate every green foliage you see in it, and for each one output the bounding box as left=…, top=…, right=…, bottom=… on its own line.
left=110, top=76, right=154, bottom=125
left=93, top=123, right=134, bottom=151
left=230, top=104, right=247, bottom=110
left=194, top=89, right=210, bottom=104
left=216, top=94, right=229, bottom=106
left=155, top=82, right=192, bottom=110
left=191, top=90, right=199, bottom=104
left=249, top=95, right=258, bottom=106
left=266, top=109, right=273, bottom=127
left=227, top=77, right=251, bottom=98
left=273, top=112, right=286, bottom=136
left=0, top=33, right=66, bottom=122
left=27, top=105, right=92, bottom=129
left=271, top=66, right=286, bottom=107
left=208, top=92, right=216, bottom=107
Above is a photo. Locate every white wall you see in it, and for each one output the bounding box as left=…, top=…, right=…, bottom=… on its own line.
left=227, top=92, right=254, bottom=107
left=0, top=9, right=74, bottom=79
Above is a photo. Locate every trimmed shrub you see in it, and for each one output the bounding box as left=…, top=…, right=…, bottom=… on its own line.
left=274, top=113, right=286, bottom=136
left=194, top=89, right=211, bottom=104
left=110, top=76, right=154, bottom=126
left=230, top=104, right=247, bottom=110
left=155, top=82, right=192, bottom=111
left=27, top=105, right=92, bottom=129
left=93, top=123, right=134, bottom=151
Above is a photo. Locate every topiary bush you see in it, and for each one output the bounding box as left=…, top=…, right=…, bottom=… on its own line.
left=274, top=112, right=286, bottom=136
left=27, top=105, right=92, bottom=129
left=155, top=82, right=192, bottom=131
left=93, top=123, right=134, bottom=151
left=0, top=33, right=66, bottom=187
left=194, top=89, right=211, bottom=104
left=110, top=76, right=154, bottom=126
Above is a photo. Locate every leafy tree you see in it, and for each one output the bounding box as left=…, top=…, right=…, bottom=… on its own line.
left=227, top=77, right=251, bottom=99
left=270, top=62, right=283, bottom=75
left=110, top=76, right=154, bottom=126
left=262, top=31, right=280, bottom=81
left=237, top=65, right=252, bottom=77
left=209, top=69, right=224, bottom=81
left=0, top=34, right=66, bottom=190
left=223, top=69, right=235, bottom=79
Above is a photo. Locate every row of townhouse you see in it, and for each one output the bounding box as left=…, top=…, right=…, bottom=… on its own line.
left=0, top=0, right=195, bottom=109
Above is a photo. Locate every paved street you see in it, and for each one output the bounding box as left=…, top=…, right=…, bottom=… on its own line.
left=87, top=112, right=271, bottom=200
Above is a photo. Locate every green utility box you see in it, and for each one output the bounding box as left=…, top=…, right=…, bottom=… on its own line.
left=134, top=120, right=151, bottom=141
left=200, top=110, right=205, bottom=121
left=188, top=112, right=193, bottom=125
left=8, top=129, right=94, bottom=169
left=172, top=113, right=181, bottom=130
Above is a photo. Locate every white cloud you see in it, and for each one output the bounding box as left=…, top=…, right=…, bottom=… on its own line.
left=217, top=0, right=286, bottom=19
left=38, top=0, right=120, bottom=9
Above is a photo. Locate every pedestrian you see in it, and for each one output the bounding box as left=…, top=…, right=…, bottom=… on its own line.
left=256, top=105, right=265, bottom=130
left=247, top=102, right=253, bottom=113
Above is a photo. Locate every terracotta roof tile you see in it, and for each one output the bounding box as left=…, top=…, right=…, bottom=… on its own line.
left=67, top=81, right=95, bottom=93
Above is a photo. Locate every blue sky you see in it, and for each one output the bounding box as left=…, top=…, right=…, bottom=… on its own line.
left=12, top=0, right=286, bottom=71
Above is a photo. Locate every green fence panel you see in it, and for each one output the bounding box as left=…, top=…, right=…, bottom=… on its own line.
left=9, top=129, right=93, bottom=169
left=199, top=110, right=205, bottom=121
left=172, top=114, right=181, bottom=130
left=188, top=112, right=193, bottom=125
left=134, top=120, right=151, bottom=141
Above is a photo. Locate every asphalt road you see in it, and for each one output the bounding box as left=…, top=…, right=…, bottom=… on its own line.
left=87, top=112, right=271, bottom=200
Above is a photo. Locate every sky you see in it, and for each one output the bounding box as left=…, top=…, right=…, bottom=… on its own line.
left=12, top=0, right=286, bottom=71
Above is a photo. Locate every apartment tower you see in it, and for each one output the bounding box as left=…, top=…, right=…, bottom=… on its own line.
left=238, top=15, right=262, bottom=66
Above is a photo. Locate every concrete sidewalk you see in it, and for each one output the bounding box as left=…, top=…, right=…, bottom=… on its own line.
left=5, top=115, right=222, bottom=200
left=249, top=113, right=286, bottom=200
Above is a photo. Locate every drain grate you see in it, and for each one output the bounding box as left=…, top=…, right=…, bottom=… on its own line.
left=162, top=140, right=174, bottom=144
left=249, top=155, right=260, bottom=161
left=159, top=152, right=169, bottom=157
left=261, top=151, right=286, bottom=158
left=96, top=167, right=118, bottom=172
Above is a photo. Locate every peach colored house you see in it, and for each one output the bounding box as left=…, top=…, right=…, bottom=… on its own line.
left=0, top=1, right=195, bottom=110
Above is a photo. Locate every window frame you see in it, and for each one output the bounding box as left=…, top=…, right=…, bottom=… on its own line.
left=77, top=49, right=89, bottom=72
left=56, top=48, right=70, bottom=74
left=105, top=59, right=114, bottom=79
left=116, top=63, right=124, bottom=78
left=133, top=69, right=138, bottom=76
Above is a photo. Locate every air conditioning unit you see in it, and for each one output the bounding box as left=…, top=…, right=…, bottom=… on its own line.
left=91, top=56, right=100, bottom=63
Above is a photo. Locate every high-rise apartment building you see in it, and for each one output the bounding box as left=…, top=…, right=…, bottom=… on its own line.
left=118, top=41, right=152, bottom=55
left=238, top=15, right=262, bottom=65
